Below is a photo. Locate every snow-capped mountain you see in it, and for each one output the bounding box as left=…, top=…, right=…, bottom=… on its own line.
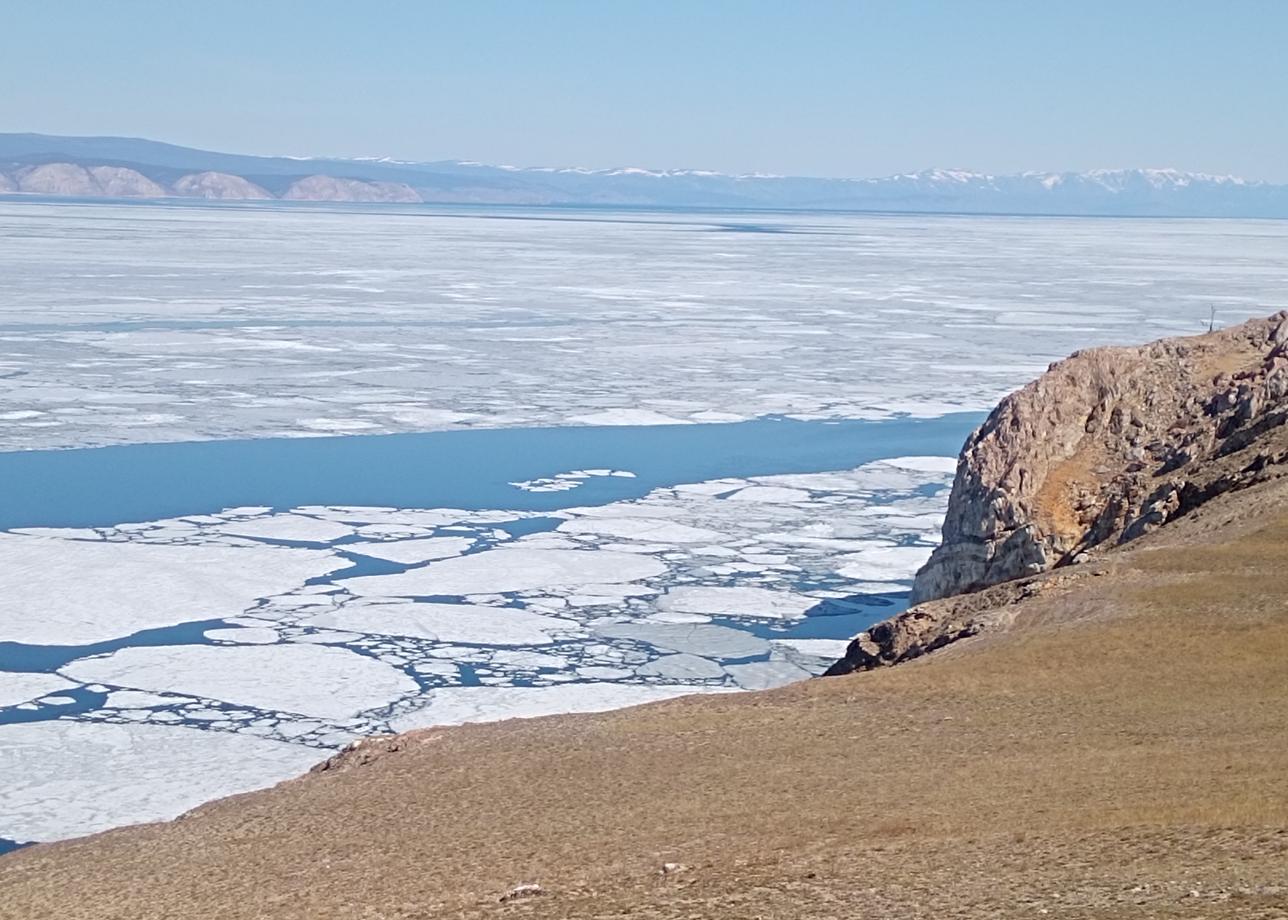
left=2, top=133, right=1285, bottom=216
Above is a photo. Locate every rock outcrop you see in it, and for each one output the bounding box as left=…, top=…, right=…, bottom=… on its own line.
left=281, top=175, right=422, bottom=203
left=830, top=311, right=1288, bottom=675
left=172, top=171, right=273, bottom=200
left=13, top=163, right=166, bottom=198
left=912, top=311, right=1288, bottom=603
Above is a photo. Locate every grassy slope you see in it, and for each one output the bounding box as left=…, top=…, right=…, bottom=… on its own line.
left=1, top=483, right=1286, bottom=919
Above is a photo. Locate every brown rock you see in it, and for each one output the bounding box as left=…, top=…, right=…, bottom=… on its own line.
left=911, top=310, right=1288, bottom=604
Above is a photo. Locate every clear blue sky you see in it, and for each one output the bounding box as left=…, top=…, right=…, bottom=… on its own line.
left=3, top=0, right=1285, bottom=179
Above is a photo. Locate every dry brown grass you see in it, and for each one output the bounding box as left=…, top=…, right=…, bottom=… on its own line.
left=2, top=486, right=1287, bottom=919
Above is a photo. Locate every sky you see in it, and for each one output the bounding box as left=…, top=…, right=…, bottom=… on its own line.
left=3, top=0, right=1286, bottom=180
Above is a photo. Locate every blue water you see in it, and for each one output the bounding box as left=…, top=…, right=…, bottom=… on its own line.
left=0, top=620, right=228, bottom=672
left=0, top=838, right=30, bottom=856
left=0, top=414, right=980, bottom=530
left=0, top=413, right=980, bottom=742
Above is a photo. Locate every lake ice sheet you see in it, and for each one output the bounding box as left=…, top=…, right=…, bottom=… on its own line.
left=0, top=202, right=1285, bottom=452
left=3, top=202, right=1284, bottom=845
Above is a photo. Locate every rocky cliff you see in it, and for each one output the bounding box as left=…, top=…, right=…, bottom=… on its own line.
left=830, top=311, right=1288, bottom=674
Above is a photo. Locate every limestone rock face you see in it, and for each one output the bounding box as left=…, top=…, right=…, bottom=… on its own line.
left=911, top=311, right=1288, bottom=604
left=172, top=171, right=272, bottom=200
left=281, top=175, right=422, bottom=203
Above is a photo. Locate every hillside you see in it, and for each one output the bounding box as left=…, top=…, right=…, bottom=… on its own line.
left=4, top=133, right=1288, bottom=215
left=1, top=324, right=1286, bottom=918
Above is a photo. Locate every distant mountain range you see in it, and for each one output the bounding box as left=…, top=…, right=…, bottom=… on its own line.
left=3, top=133, right=1287, bottom=216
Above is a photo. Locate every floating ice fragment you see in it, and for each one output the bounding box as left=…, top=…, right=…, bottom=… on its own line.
left=0, top=535, right=340, bottom=645
left=558, top=517, right=725, bottom=544
left=725, top=486, right=812, bottom=503
left=771, top=638, right=852, bottom=659
left=659, top=585, right=817, bottom=620
left=64, top=644, right=416, bottom=720
left=0, top=672, right=76, bottom=708
left=342, top=536, right=475, bottom=565
left=305, top=602, right=577, bottom=647
left=389, top=682, right=723, bottom=732
left=568, top=409, right=692, bottom=426
left=203, top=627, right=279, bottom=645
left=340, top=547, right=666, bottom=597
left=0, top=721, right=319, bottom=842
left=636, top=653, right=725, bottom=680
left=594, top=622, right=769, bottom=658
left=723, top=659, right=813, bottom=690
left=218, top=514, right=355, bottom=544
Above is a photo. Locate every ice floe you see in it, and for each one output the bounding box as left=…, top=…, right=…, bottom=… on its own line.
left=659, top=586, right=818, bottom=620
left=389, top=682, right=721, bottom=732
left=304, top=602, right=577, bottom=647
left=0, top=672, right=75, bottom=708
left=341, top=536, right=475, bottom=564
left=64, top=644, right=416, bottom=720
left=0, top=535, right=341, bottom=645
left=340, top=547, right=667, bottom=597
left=217, top=514, right=355, bottom=544
left=0, top=720, right=320, bottom=842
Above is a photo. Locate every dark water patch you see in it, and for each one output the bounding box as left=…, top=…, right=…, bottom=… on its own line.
left=491, top=517, right=565, bottom=539
left=0, top=686, right=108, bottom=726
left=0, top=414, right=982, bottom=531
left=716, top=590, right=910, bottom=643
left=0, top=838, right=31, bottom=857
left=306, top=551, right=409, bottom=584
left=0, top=618, right=228, bottom=672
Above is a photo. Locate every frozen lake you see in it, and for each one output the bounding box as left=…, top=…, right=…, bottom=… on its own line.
left=1, top=201, right=1286, bottom=847
left=1, top=201, right=1286, bottom=451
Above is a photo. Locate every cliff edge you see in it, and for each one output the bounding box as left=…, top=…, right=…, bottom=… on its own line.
left=830, top=310, right=1288, bottom=674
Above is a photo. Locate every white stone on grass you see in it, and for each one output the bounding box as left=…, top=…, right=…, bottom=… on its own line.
left=63, top=644, right=415, bottom=720
left=0, top=535, right=340, bottom=645
left=340, top=548, right=665, bottom=598
left=0, top=720, right=319, bottom=842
